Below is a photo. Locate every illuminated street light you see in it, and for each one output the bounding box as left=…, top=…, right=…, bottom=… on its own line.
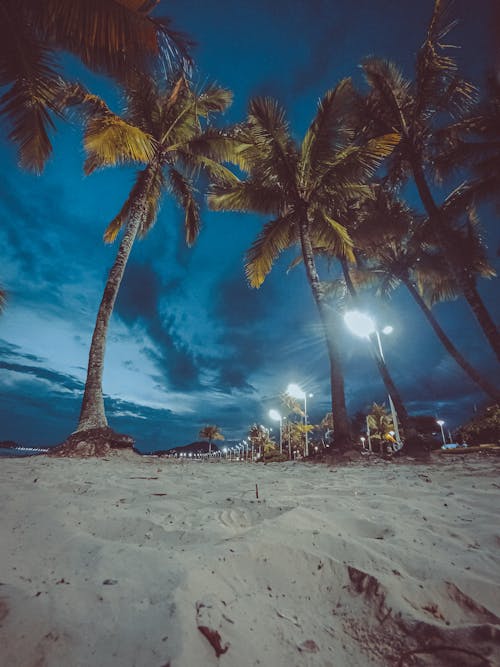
left=436, top=419, right=446, bottom=446
left=344, top=310, right=403, bottom=447
left=287, top=383, right=312, bottom=457
left=269, top=409, right=283, bottom=454
left=344, top=310, right=388, bottom=359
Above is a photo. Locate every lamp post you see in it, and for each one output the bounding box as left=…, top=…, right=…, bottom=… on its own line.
left=269, top=409, right=283, bottom=454
left=344, top=310, right=406, bottom=444
left=436, top=419, right=446, bottom=446
left=287, top=383, right=312, bottom=457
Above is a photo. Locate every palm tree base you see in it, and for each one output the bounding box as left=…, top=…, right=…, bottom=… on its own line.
left=48, top=427, right=135, bottom=458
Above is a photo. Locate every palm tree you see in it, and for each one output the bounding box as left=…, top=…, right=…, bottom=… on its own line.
left=63, top=75, right=233, bottom=449
left=358, top=0, right=500, bottom=363
left=352, top=188, right=500, bottom=404
left=0, top=0, right=190, bottom=172
left=199, top=425, right=224, bottom=455
left=367, top=402, right=394, bottom=454
left=247, top=423, right=275, bottom=460
left=209, top=83, right=399, bottom=449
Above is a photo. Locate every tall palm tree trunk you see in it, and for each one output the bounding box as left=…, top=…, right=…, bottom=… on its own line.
left=369, top=342, right=410, bottom=426
left=76, top=170, right=153, bottom=433
left=403, top=278, right=500, bottom=403
left=342, top=260, right=410, bottom=429
left=298, top=214, right=351, bottom=448
left=410, top=157, right=500, bottom=364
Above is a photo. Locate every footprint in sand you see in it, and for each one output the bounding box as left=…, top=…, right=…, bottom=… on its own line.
left=218, top=504, right=295, bottom=533
left=218, top=508, right=253, bottom=532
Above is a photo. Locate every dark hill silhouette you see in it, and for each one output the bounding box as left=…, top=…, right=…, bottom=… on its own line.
left=153, top=441, right=223, bottom=456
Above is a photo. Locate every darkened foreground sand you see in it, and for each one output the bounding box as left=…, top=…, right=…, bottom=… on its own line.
left=1, top=453, right=499, bottom=667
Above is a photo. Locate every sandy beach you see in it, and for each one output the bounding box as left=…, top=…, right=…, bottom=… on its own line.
left=0, top=453, right=499, bottom=667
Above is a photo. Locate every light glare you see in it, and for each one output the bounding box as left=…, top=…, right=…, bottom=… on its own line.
left=287, top=383, right=305, bottom=399
left=344, top=310, right=376, bottom=338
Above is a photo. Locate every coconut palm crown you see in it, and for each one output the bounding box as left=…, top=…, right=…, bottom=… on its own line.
left=0, top=0, right=191, bottom=173
left=72, top=75, right=234, bottom=439
left=199, top=425, right=224, bottom=454
left=209, top=80, right=399, bottom=447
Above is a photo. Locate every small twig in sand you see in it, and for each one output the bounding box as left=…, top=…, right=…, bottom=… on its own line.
left=397, top=645, right=491, bottom=666
left=197, top=625, right=229, bottom=657
left=276, top=610, right=301, bottom=627
left=255, top=483, right=259, bottom=499
left=129, top=476, right=159, bottom=480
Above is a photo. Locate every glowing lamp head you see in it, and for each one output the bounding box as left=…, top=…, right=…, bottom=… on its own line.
left=269, top=409, right=281, bottom=421
left=287, top=383, right=305, bottom=399
left=344, top=310, right=376, bottom=338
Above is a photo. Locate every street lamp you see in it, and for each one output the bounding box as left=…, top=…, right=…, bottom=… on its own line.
left=269, top=409, right=283, bottom=454
left=436, top=419, right=446, bottom=446
left=287, top=383, right=312, bottom=457
left=344, top=310, right=402, bottom=447
left=344, top=310, right=388, bottom=359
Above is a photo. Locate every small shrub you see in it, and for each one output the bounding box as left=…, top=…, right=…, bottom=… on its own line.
left=456, top=404, right=500, bottom=445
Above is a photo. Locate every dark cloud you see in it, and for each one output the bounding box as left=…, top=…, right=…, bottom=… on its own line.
left=0, top=360, right=82, bottom=394
left=115, top=262, right=200, bottom=390
left=208, top=268, right=279, bottom=391
left=115, top=263, right=161, bottom=321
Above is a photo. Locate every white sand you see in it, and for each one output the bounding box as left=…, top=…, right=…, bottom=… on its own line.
left=0, top=453, right=499, bottom=667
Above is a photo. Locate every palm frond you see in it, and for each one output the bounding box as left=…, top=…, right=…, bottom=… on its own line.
left=0, top=2, right=63, bottom=172
left=417, top=268, right=459, bottom=306
left=314, top=133, right=400, bottom=199
left=361, top=58, right=412, bottom=133
left=122, top=73, right=162, bottom=135
left=185, top=128, right=244, bottom=165
left=33, top=0, right=192, bottom=78
left=195, top=84, right=233, bottom=116
left=168, top=168, right=200, bottom=246
left=300, top=79, right=355, bottom=184
left=243, top=97, right=299, bottom=191
left=179, top=151, right=240, bottom=186
left=317, top=214, right=355, bottom=262
left=415, top=0, right=476, bottom=121
left=83, top=111, right=156, bottom=174
left=245, top=213, right=298, bottom=288
left=209, top=180, right=283, bottom=215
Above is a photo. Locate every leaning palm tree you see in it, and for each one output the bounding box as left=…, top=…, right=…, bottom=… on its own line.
left=435, top=76, right=500, bottom=215
left=358, top=0, right=500, bottom=363
left=60, top=75, right=233, bottom=450
left=352, top=188, right=500, bottom=404
left=199, top=425, right=224, bottom=455
left=209, top=82, right=399, bottom=449
left=0, top=0, right=190, bottom=172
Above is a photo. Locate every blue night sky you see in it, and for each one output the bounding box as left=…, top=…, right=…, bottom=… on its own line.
left=0, top=0, right=498, bottom=450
